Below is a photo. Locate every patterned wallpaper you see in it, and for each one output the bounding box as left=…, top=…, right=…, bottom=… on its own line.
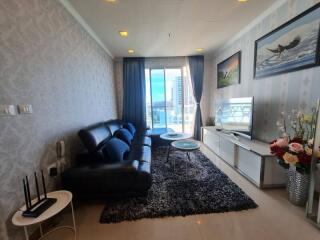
left=0, top=0, right=117, bottom=239
left=209, top=0, right=320, bottom=142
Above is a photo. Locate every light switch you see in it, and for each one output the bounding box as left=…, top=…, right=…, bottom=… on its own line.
left=18, top=104, right=33, bottom=114
left=0, top=105, right=17, bottom=116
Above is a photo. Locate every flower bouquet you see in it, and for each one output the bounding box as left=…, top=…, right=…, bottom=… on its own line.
left=270, top=108, right=319, bottom=205
left=270, top=108, right=319, bottom=174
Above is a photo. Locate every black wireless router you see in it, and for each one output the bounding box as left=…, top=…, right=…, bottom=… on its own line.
left=22, top=170, right=57, bottom=218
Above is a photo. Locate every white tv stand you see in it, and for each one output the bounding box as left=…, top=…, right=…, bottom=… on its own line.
left=202, top=126, right=287, bottom=188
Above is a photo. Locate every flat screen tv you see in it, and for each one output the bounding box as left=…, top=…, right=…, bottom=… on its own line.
left=215, top=97, right=254, bottom=139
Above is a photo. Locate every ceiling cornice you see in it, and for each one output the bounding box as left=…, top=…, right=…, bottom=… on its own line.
left=59, top=0, right=114, bottom=59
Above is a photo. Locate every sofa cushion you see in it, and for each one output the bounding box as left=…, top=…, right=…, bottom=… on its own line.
left=115, top=128, right=133, bottom=146
left=132, top=136, right=152, bottom=147
left=102, top=138, right=130, bottom=163
left=127, top=145, right=151, bottom=164
left=124, top=122, right=136, bottom=136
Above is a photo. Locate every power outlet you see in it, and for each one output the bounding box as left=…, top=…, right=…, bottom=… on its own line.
left=47, top=163, right=57, bottom=177
left=49, top=167, right=58, bottom=177
left=18, top=104, right=33, bottom=114
left=0, top=105, right=16, bottom=116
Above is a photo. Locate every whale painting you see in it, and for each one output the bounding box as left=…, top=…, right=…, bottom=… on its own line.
left=254, top=3, right=320, bottom=79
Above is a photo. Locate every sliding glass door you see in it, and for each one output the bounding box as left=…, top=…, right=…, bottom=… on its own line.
left=145, top=68, right=185, bottom=132
left=165, top=69, right=183, bottom=132
left=150, top=69, right=167, bottom=128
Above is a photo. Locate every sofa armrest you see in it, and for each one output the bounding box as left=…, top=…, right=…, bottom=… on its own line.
left=61, top=160, right=141, bottom=190
left=62, top=159, right=140, bottom=179
left=75, top=152, right=105, bottom=165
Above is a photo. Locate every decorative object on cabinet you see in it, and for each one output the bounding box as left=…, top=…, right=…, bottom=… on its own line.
left=205, top=116, right=215, bottom=126
left=270, top=105, right=319, bottom=206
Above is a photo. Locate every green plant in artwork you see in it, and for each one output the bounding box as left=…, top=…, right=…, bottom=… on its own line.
left=218, top=65, right=240, bottom=88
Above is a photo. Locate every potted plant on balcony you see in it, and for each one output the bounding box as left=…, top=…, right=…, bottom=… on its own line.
left=270, top=108, right=319, bottom=206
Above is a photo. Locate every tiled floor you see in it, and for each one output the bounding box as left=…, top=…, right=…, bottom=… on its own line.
left=50, top=146, right=320, bottom=240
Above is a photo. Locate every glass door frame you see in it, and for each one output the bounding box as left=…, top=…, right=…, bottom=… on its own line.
left=148, top=67, right=185, bottom=132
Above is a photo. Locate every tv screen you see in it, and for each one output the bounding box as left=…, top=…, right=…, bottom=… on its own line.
left=215, top=97, right=254, bottom=139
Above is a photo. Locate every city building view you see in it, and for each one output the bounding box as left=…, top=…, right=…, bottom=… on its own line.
left=145, top=68, right=195, bottom=133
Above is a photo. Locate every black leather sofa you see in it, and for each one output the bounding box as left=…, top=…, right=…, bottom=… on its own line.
left=61, top=120, right=152, bottom=198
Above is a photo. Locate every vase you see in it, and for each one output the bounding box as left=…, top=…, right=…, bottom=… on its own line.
left=286, top=166, right=310, bottom=206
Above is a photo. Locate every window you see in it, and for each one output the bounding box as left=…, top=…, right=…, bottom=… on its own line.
left=145, top=67, right=195, bottom=133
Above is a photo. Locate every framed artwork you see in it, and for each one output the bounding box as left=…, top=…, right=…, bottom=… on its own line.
left=217, top=51, right=241, bottom=89
left=254, top=3, right=320, bottom=79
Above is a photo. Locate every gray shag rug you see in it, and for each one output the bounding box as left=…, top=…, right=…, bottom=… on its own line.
left=100, top=147, right=257, bottom=223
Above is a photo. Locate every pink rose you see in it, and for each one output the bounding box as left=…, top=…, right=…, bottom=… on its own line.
left=271, top=138, right=289, bottom=148
left=289, top=143, right=304, bottom=153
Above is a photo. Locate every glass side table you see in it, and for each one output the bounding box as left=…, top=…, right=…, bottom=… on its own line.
left=171, top=139, right=201, bottom=178
left=160, top=132, right=192, bottom=162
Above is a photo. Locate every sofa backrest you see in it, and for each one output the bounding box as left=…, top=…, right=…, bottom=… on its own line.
left=78, top=122, right=112, bottom=153
left=105, top=119, right=124, bottom=136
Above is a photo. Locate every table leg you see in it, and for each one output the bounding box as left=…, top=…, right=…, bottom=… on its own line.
left=166, top=145, right=171, bottom=162
left=24, top=226, right=29, bottom=240
left=186, top=152, right=192, bottom=162
left=70, top=200, right=76, bottom=240
left=173, top=154, right=175, bottom=173
left=186, top=153, right=188, bottom=178
left=186, top=152, right=192, bottom=179
left=39, top=223, right=43, bottom=237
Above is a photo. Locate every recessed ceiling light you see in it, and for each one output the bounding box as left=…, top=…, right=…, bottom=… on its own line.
left=105, top=0, right=116, bottom=3
left=128, top=49, right=134, bottom=54
left=119, top=31, right=128, bottom=37
left=238, top=0, right=248, bottom=2
left=196, top=48, right=204, bottom=52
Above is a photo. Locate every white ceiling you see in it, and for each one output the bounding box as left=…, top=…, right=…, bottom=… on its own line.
left=67, top=0, right=278, bottom=58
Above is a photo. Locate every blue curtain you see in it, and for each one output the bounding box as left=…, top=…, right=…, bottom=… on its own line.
left=188, top=55, right=204, bottom=140
left=122, top=58, right=146, bottom=129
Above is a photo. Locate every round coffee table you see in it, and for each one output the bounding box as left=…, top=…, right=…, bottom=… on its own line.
left=160, top=132, right=192, bottom=162
left=12, top=190, right=76, bottom=240
left=171, top=140, right=201, bottom=178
